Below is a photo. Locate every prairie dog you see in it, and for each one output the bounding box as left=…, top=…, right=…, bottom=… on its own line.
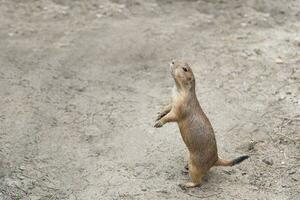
left=154, top=60, right=249, bottom=188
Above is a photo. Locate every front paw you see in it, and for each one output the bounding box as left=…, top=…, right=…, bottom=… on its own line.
left=154, top=120, right=163, bottom=128
left=156, top=112, right=166, bottom=121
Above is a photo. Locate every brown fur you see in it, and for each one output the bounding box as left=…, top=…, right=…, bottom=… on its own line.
left=154, top=60, right=249, bottom=188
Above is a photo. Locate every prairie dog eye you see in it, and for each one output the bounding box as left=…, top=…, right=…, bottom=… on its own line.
left=182, top=67, right=188, bottom=72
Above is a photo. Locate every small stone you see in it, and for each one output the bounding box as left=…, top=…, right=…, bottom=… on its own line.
left=248, top=141, right=256, bottom=151
left=223, top=170, right=231, bottom=175
left=288, top=170, right=296, bottom=175
left=19, top=166, right=26, bottom=171
left=223, top=169, right=235, bottom=175
left=278, top=95, right=286, bottom=101
left=96, top=13, right=103, bottom=18
left=276, top=58, right=284, bottom=64
left=241, top=22, right=247, bottom=27
left=141, top=188, right=147, bottom=191
left=254, top=48, right=262, bottom=55
left=28, top=182, right=35, bottom=190
left=158, top=190, right=168, bottom=194
left=262, top=158, right=273, bottom=165
left=279, top=138, right=288, bottom=145
left=292, top=177, right=298, bottom=182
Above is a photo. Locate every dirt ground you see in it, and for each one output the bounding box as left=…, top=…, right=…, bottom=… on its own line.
left=0, top=0, right=299, bottom=199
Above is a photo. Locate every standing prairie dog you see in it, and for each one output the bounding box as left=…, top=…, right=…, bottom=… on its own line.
left=154, top=60, right=249, bottom=188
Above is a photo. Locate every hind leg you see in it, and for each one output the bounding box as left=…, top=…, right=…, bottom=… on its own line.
left=180, top=163, right=204, bottom=188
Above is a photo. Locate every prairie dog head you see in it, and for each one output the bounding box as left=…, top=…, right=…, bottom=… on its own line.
left=170, top=60, right=195, bottom=91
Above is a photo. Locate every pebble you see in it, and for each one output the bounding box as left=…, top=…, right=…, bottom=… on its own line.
left=248, top=141, right=256, bottom=151
left=288, top=170, right=296, bottom=175
left=17, top=175, right=25, bottom=180
left=254, top=48, right=262, bottom=55
left=262, top=158, right=273, bottom=165
left=292, top=177, right=298, bottom=182
left=275, top=58, right=284, bottom=64
left=96, top=13, right=103, bottom=18
left=241, top=22, right=247, bottom=27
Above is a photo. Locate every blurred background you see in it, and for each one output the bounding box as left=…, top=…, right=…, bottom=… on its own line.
left=0, top=0, right=299, bottom=199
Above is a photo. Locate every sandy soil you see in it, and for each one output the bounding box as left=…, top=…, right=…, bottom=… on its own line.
left=0, top=0, right=299, bottom=199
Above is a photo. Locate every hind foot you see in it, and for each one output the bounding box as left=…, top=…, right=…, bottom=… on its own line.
left=179, top=182, right=201, bottom=190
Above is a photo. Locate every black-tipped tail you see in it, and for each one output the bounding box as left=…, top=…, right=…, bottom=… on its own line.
left=232, top=155, right=249, bottom=166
